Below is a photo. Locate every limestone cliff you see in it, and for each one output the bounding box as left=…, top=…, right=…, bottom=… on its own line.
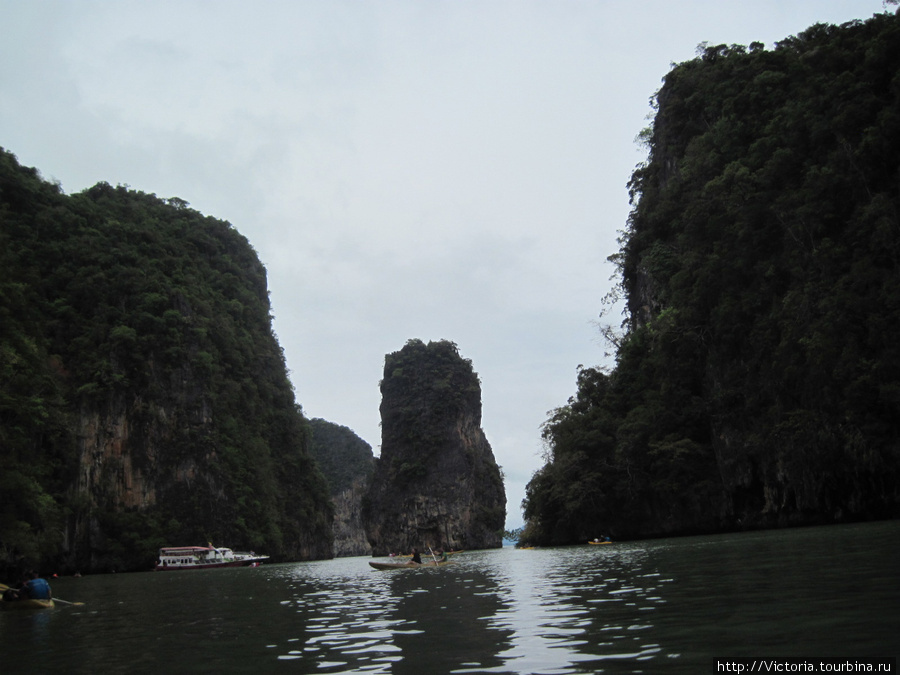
left=363, top=339, right=506, bottom=555
left=523, top=14, right=900, bottom=545
left=0, top=152, right=334, bottom=574
left=308, top=419, right=374, bottom=557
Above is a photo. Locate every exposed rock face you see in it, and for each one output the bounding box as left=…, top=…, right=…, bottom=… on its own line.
left=308, top=419, right=374, bottom=557
left=363, top=339, right=506, bottom=555
left=67, top=334, right=336, bottom=572
left=331, top=478, right=373, bottom=558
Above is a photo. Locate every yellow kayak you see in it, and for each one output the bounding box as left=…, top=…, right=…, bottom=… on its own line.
left=0, top=582, right=55, bottom=610
left=0, top=597, right=55, bottom=610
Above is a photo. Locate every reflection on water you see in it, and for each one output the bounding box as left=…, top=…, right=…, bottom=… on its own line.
left=270, top=562, right=414, bottom=671
left=475, top=545, right=666, bottom=673
left=2, top=521, right=897, bottom=674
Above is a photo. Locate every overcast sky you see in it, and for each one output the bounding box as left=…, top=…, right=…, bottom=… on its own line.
left=2, top=0, right=889, bottom=529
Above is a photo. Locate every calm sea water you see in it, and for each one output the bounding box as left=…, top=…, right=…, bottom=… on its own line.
left=2, top=521, right=897, bottom=674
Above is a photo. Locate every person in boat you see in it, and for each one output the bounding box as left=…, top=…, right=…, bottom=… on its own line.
left=411, top=548, right=422, bottom=564
left=23, top=571, right=52, bottom=600
left=437, top=550, right=448, bottom=563
left=3, top=571, right=52, bottom=602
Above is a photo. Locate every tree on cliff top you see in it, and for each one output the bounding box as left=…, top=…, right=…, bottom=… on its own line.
left=524, top=11, right=900, bottom=545
left=379, top=339, right=483, bottom=466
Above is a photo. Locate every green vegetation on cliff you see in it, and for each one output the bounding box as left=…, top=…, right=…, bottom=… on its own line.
left=0, top=149, right=333, bottom=573
left=524, top=12, right=900, bottom=544
left=308, top=419, right=374, bottom=496
left=380, top=339, right=483, bottom=481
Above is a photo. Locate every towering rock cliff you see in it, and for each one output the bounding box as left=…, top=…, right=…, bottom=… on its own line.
left=524, top=12, right=900, bottom=544
left=308, top=418, right=374, bottom=557
left=0, top=150, right=334, bottom=574
left=364, top=339, right=506, bottom=555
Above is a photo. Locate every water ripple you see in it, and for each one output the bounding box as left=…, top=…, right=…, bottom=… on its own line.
left=263, top=561, right=422, bottom=672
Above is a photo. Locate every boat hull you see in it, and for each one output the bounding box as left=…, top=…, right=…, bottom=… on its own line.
left=0, top=598, right=55, bottom=611
left=155, top=559, right=264, bottom=571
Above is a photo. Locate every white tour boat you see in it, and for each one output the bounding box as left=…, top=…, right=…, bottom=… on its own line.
left=155, top=545, right=269, bottom=571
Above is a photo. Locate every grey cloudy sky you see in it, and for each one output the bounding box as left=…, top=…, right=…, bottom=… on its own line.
left=2, top=0, right=888, bottom=528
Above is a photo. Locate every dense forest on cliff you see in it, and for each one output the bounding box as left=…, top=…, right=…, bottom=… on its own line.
left=308, top=418, right=374, bottom=495
left=523, top=12, right=900, bottom=544
left=0, top=149, right=333, bottom=574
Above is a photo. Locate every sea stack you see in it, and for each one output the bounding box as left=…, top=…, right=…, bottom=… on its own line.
left=363, top=339, right=506, bottom=555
